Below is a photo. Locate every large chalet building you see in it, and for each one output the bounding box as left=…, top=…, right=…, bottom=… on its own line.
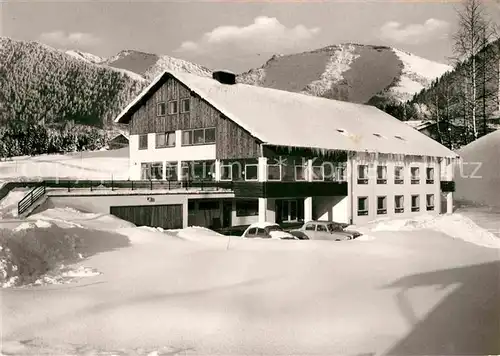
left=115, top=70, right=458, bottom=229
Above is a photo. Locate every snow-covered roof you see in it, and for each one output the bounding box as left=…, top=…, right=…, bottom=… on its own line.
left=115, top=71, right=457, bottom=158
left=404, top=120, right=435, bottom=131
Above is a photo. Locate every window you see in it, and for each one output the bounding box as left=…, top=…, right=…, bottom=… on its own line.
left=426, top=167, right=435, bottom=184
left=357, top=197, right=368, bottom=216
left=181, top=127, right=216, bottom=146
left=205, top=128, right=216, bottom=143
left=395, top=195, right=404, bottom=213
left=312, top=164, right=324, bottom=181
left=377, top=166, right=387, bottom=184
left=377, top=196, right=387, bottom=215
left=317, top=224, right=328, bottom=232
left=180, top=98, right=190, bottom=113
left=294, top=164, right=307, bottom=181
left=426, top=194, right=435, bottom=211
left=373, top=133, right=383, bottom=138
left=357, top=165, right=368, bottom=184
left=140, top=162, right=163, bottom=180
left=220, top=163, right=232, bottom=181
left=394, top=166, right=404, bottom=184
left=411, top=167, right=420, bottom=184
left=395, top=135, right=405, bottom=141
left=245, top=164, right=258, bottom=181
left=182, top=160, right=215, bottom=180
left=411, top=195, right=420, bottom=212
left=305, top=224, right=316, bottom=231
left=157, top=102, right=166, bottom=116
left=138, top=134, right=148, bottom=150
left=156, top=131, right=176, bottom=148
left=236, top=200, right=259, bottom=217
left=168, top=100, right=178, bottom=115
left=165, top=161, right=178, bottom=180
left=336, top=165, right=346, bottom=182
left=267, top=159, right=282, bottom=181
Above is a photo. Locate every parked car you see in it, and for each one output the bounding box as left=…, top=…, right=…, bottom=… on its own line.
left=242, top=222, right=297, bottom=240
left=289, top=221, right=361, bottom=241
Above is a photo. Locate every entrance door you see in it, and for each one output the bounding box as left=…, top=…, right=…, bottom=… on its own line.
left=279, top=199, right=301, bottom=222
left=222, top=200, right=232, bottom=228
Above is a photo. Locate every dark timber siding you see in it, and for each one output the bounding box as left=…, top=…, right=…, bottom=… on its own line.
left=129, top=75, right=261, bottom=160
left=110, top=204, right=183, bottom=229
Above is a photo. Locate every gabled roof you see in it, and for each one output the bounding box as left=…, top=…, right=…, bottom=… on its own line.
left=115, top=71, right=457, bottom=158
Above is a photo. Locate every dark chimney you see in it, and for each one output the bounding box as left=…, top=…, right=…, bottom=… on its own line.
left=212, top=70, right=236, bottom=85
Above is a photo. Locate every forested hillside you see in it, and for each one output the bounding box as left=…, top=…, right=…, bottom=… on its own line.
left=0, top=37, right=146, bottom=128
left=376, top=39, right=499, bottom=150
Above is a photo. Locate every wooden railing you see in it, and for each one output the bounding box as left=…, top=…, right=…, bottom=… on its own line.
left=18, top=182, right=46, bottom=216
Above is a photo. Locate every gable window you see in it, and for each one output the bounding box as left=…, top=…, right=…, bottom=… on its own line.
left=426, top=194, right=435, bottom=211
left=267, top=158, right=282, bottom=181
left=156, top=131, right=176, bottom=148
left=182, top=127, right=216, bottom=146
left=394, top=166, right=404, bottom=184
left=426, top=167, right=435, bottom=184
left=165, top=161, right=178, bottom=181
left=236, top=199, right=259, bottom=217
left=357, top=197, right=368, bottom=216
left=411, top=195, right=420, bottom=212
left=180, top=98, right=190, bottom=113
left=168, top=100, right=178, bottom=115
left=245, top=163, right=259, bottom=181
left=157, top=102, right=166, bottom=116
left=357, top=165, right=368, bottom=184
left=377, top=165, right=387, bottom=184
left=140, top=162, right=163, bottom=180
left=395, top=195, right=404, bottom=213
left=377, top=196, right=387, bottom=215
left=411, top=167, right=420, bottom=184
left=138, top=134, right=148, bottom=150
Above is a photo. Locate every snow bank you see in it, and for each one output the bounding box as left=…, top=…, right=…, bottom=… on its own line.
left=366, top=214, right=500, bottom=249
left=0, top=189, right=29, bottom=219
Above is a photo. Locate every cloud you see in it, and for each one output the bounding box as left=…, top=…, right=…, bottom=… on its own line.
left=379, top=18, right=449, bottom=45
left=176, top=16, right=320, bottom=55
left=39, top=31, right=102, bottom=47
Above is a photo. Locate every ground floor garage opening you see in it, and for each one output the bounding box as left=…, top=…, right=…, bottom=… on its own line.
left=110, top=204, right=183, bottom=229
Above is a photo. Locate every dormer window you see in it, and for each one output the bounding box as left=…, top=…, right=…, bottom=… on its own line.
left=395, top=135, right=405, bottom=141
left=373, top=133, right=383, bottom=138
left=337, top=129, right=346, bottom=134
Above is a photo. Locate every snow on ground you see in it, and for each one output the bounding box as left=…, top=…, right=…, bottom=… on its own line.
left=0, top=148, right=130, bottom=181
left=0, top=188, right=30, bottom=219
left=358, top=213, right=500, bottom=249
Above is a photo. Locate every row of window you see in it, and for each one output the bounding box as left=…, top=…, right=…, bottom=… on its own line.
left=187, top=199, right=258, bottom=217
left=156, top=98, right=190, bottom=116
left=138, top=127, right=216, bottom=149
left=357, top=194, right=435, bottom=216
left=357, top=165, right=435, bottom=185
left=140, top=159, right=347, bottom=182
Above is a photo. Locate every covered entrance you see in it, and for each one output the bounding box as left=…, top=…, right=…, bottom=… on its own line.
left=275, top=198, right=304, bottom=223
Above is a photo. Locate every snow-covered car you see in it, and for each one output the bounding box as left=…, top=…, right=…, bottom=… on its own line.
left=242, top=222, right=297, bottom=240
left=289, top=221, right=361, bottom=241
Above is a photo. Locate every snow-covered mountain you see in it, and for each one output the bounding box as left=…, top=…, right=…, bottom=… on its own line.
left=106, top=49, right=212, bottom=80
left=65, top=50, right=106, bottom=64
left=238, top=43, right=451, bottom=104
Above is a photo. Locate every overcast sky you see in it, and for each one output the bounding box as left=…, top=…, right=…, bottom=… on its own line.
left=2, top=0, right=500, bottom=72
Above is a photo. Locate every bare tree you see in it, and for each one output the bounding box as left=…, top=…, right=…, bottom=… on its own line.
left=452, top=0, right=497, bottom=140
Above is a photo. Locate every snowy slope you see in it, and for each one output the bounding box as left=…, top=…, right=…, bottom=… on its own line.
left=106, top=49, right=212, bottom=79
left=65, top=50, right=105, bottom=64
left=384, top=49, right=452, bottom=102
left=238, top=43, right=451, bottom=104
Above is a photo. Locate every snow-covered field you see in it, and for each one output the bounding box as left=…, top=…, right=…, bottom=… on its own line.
left=1, top=206, right=500, bottom=355
left=0, top=148, right=130, bottom=181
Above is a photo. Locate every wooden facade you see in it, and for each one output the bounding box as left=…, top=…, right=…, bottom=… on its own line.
left=110, top=204, right=183, bottom=229
left=129, top=74, right=261, bottom=160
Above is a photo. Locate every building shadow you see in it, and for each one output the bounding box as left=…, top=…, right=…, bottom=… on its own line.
left=382, top=261, right=500, bottom=355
